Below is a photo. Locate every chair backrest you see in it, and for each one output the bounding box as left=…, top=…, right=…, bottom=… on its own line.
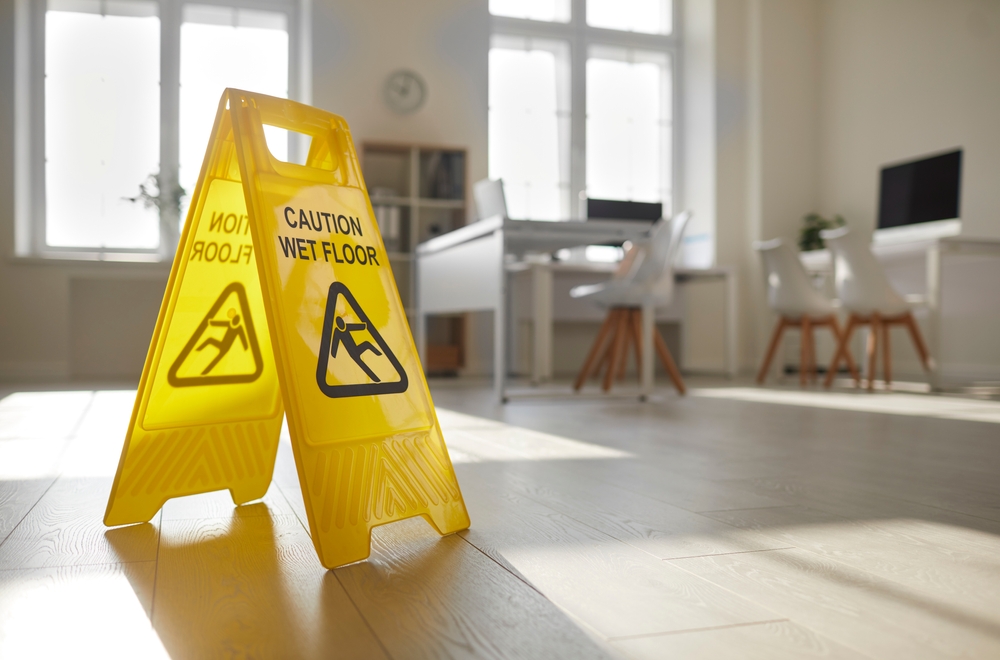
left=626, top=210, right=692, bottom=298
left=473, top=178, right=508, bottom=221
left=754, top=238, right=831, bottom=317
left=820, top=226, right=907, bottom=314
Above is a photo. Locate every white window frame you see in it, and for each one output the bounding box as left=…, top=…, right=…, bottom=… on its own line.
left=490, top=0, right=682, bottom=219
left=15, top=0, right=310, bottom=261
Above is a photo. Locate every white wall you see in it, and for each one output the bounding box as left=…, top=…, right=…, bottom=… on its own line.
left=311, top=0, right=488, bottom=210
left=818, top=0, right=1000, bottom=240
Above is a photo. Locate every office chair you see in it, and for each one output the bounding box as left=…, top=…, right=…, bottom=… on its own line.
left=473, top=178, right=508, bottom=221
left=570, top=211, right=691, bottom=394
left=754, top=239, right=858, bottom=386
left=820, top=227, right=933, bottom=390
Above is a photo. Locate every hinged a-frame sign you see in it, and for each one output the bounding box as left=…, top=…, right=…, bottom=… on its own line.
left=104, top=90, right=470, bottom=569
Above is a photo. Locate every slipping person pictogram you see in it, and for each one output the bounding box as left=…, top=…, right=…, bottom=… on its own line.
left=316, top=282, right=408, bottom=398
left=168, top=282, right=264, bottom=387
left=197, top=308, right=249, bottom=375
left=331, top=316, right=383, bottom=382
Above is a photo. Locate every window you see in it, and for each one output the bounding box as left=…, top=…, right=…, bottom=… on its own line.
left=45, top=2, right=161, bottom=249
left=488, top=37, right=569, bottom=220
left=179, top=5, right=289, bottom=201
left=587, top=0, right=672, bottom=35
left=21, top=0, right=304, bottom=258
left=489, top=0, right=677, bottom=221
left=586, top=49, right=671, bottom=204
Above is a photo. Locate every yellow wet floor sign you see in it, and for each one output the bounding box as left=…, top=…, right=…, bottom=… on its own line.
left=105, top=89, right=470, bottom=569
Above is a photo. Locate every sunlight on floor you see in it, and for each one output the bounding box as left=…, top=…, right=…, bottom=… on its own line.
left=437, top=408, right=632, bottom=463
left=0, top=390, right=630, bottom=483
left=0, top=567, right=169, bottom=659
left=692, top=387, right=1000, bottom=424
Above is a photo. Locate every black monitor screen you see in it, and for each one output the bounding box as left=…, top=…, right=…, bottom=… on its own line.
left=878, top=150, right=962, bottom=230
left=587, top=198, right=661, bottom=222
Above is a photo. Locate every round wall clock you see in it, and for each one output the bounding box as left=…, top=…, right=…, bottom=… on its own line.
left=383, top=69, right=427, bottom=115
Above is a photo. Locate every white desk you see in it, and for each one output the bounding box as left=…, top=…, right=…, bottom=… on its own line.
left=801, top=235, right=1000, bottom=389
left=415, top=217, right=738, bottom=402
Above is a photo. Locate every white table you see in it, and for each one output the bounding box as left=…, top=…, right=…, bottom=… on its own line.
left=800, top=235, right=1000, bottom=389
left=415, top=217, right=738, bottom=402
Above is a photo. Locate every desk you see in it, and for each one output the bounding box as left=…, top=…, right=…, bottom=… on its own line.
left=415, top=217, right=738, bottom=402
left=801, top=236, right=1000, bottom=389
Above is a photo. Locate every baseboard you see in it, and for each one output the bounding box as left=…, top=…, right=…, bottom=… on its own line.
left=0, top=360, right=71, bottom=382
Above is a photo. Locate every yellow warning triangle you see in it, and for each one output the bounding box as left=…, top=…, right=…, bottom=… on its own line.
left=104, top=89, right=470, bottom=569
left=168, top=282, right=264, bottom=386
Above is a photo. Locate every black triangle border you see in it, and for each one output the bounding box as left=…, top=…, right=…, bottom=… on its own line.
left=315, top=281, right=409, bottom=398
left=167, top=281, right=265, bottom=387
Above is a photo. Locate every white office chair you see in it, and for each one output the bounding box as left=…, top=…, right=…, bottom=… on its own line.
left=570, top=211, right=691, bottom=394
left=473, top=178, right=508, bottom=221
left=754, top=239, right=858, bottom=386
left=820, top=226, right=933, bottom=390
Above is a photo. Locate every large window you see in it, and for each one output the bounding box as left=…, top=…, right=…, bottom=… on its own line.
left=489, top=0, right=676, bottom=221
left=24, top=0, right=303, bottom=258
left=45, top=2, right=161, bottom=249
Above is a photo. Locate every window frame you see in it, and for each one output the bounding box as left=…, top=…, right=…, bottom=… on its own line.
left=490, top=0, right=682, bottom=219
left=18, top=0, right=308, bottom=261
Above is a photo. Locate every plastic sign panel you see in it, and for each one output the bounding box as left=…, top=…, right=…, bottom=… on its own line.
left=105, top=89, right=470, bottom=569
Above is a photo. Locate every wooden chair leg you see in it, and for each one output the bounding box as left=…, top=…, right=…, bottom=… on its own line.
left=808, top=320, right=818, bottom=384
left=902, top=312, right=933, bottom=372
left=654, top=328, right=686, bottom=395
left=867, top=314, right=880, bottom=391
left=574, top=309, right=617, bottom=391
left=800, top=317, right=812, bottom=387
left=617, top=315, right=632, bottom=381
left=830, top=316, right=861, bottom=384
left=629, top=309, right=644, bottom=383
left=883, top=320, right=892, bottom=389
left=825, top=315, right=857, bottom=388
left=756, top=318, right=787, bottom=384
left=602, top=310, right=630, bottom=392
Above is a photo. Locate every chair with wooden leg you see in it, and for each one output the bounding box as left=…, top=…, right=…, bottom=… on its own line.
left=820, top=227, right=933, bottom=390
left=754, top=239, right=859, bottom=386
left=571, top=211, right=691, bottom=395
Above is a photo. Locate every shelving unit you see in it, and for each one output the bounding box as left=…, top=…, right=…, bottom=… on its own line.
left=360, top=141, right=468, bottom=373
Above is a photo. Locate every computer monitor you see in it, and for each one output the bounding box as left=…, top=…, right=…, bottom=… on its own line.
left=587, top=198, right=661, bottom=222
left=874, top=149, right=962, bottom=244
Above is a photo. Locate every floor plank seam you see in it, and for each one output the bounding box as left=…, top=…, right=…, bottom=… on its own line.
left=454, top=533, right=547, bottom=598
left=272, top=482, right=312, bottom=533
left=332, top=570, right=396, bottom=660
left=65, top=392, right=97, bottom=440
left=607, top=618, right=791, bottom=642
left=663, top=546, right=797, bottom=561
left=0, top=558, right=158, bottom=573
left=0, top=475, right=60, bottom=553
left=693, top=504, right=798, bottom=514
left=148, top=509, right=163, bottom=626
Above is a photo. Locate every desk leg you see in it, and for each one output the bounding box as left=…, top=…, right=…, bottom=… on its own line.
left=927, top=244, right=942, bottom=390
left=726, top=271, right=739, bottom=378
left=532, top=265, right=554, bottom=385
left=495, top=241, right=507, bottom=404
left=641, top=302, right=655, bottom=400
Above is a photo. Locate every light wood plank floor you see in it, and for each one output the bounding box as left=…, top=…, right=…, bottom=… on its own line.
left=1, top=380, right=999, bottom=658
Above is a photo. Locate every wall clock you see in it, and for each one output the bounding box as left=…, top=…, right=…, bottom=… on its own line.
left=383, top=69, right=427, bottom=115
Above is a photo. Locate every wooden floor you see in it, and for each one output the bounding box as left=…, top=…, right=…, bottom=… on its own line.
left=1, top=379, right=1000, bottom=658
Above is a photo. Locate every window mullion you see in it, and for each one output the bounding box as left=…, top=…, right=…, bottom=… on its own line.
left=160, top=0, right=182, bottom=257
left=570, top=0, right=587, bottom=217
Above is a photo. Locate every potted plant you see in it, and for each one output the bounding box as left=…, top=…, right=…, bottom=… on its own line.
left=799, top=213, right=845, bottom=251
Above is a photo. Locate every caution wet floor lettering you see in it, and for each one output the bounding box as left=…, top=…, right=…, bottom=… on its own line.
left=104, top=89, right=470, bottom=569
